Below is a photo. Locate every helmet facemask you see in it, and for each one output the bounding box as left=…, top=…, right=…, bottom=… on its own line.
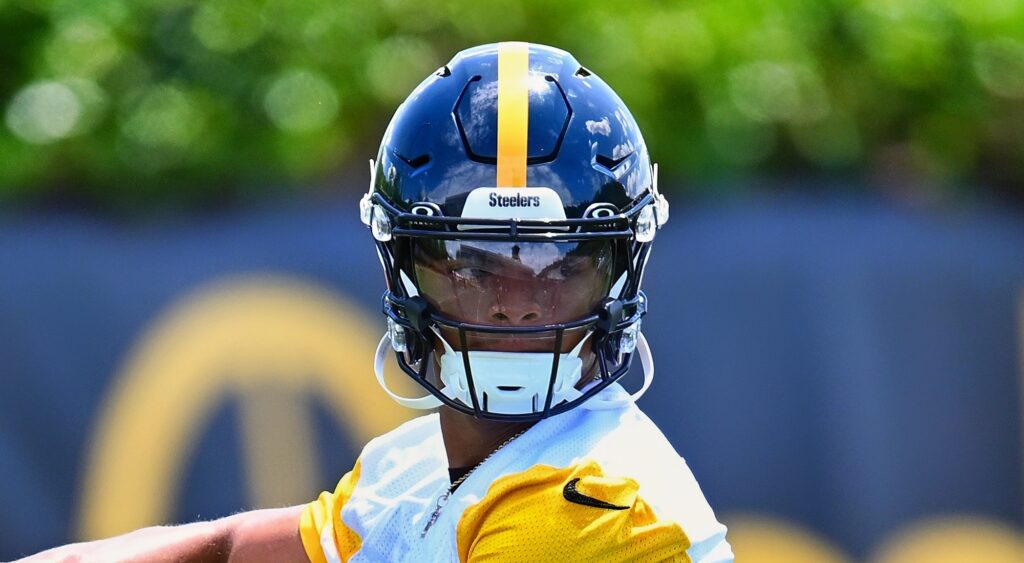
left=416, top=239, right=612, bottom=414
left=368, top=190, right=656, bottom=422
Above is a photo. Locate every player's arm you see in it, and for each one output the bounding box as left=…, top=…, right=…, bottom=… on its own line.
left=17, top=505, right=308, bottom=563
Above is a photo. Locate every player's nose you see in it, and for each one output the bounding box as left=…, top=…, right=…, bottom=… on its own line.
left=489, top=295, right=542, bottom=325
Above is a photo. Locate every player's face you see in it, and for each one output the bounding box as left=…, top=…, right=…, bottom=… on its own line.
left=413, top=240, right=614, bottom=353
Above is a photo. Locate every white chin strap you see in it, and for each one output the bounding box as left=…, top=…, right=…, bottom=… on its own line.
left=372, top=329, right=655, bottom=414
left=374, top=334, right=443, bottom=410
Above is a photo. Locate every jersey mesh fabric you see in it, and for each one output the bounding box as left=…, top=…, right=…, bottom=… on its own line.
left=300, top=383, right=732, bottom=562
left=456, top=460, right=691, bottom=562
left=300, top=459, right=363, bottom=563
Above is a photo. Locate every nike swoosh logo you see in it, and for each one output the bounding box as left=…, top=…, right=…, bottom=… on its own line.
left=562, top=477, right=630, bottom=510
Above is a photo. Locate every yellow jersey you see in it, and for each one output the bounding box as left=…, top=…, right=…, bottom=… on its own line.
left=300, top=384, right=732, bottom=562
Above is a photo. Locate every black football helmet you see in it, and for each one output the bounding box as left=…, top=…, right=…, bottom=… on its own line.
left=362, top=42, right=668, bottom=421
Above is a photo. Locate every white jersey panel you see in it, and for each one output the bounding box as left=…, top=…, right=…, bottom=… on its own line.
left=332, top=383, right=731, bottom=562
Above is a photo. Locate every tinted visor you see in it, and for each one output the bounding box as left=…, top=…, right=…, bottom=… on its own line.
left=413, top=240, right=615, bottom=337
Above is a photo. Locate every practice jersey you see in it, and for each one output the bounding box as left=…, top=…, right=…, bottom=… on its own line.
left=300, top=384, right=733, bottom=562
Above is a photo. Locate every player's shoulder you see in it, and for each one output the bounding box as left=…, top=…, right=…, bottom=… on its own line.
left=355, top=413, right=444, bottom=486
left=592, top=404, right=731, bottom=559
left=585, top=404, right=703, bottom=503
left=457, top=457, right=691, bottom=561
left=360, top=412, right=441, bottom=459
left=456, top=401, right=733, bottom=561
left=535, top=396, right=698, bottom=494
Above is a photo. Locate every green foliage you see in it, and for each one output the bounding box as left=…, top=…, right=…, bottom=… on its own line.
left=1, top=0, right=1023, bottom=207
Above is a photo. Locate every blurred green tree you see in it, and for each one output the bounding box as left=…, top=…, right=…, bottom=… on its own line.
left=1, top=0, right=1022, bottom=208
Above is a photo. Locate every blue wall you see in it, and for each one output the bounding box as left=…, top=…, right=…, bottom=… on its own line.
left=1, top=196, right=1022, bottom=560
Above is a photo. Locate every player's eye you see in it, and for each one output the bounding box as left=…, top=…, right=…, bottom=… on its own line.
left=452, top=267, right=494, bottom=283
left=542, top=260, right=585, bottom=281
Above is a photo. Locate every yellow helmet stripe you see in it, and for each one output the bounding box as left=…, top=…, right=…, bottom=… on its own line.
left=496, top=41, right=530, bottom=188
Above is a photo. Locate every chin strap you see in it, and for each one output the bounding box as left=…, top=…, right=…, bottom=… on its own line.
left=581, top=332, right=654, bottom=410
left=374, top=334, right=443, bottom=410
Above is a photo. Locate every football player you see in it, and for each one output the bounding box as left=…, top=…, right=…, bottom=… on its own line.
left=21, top=42, right=732, bottom=562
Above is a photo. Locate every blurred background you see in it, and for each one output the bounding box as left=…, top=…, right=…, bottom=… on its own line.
left=2, top=0, right=1023, bottom=561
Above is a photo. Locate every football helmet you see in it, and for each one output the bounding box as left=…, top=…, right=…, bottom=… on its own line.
left=362, top=42, right=668, bottom=421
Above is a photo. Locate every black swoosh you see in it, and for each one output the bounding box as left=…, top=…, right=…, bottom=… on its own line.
left=562, top=478, right=630, bottom=510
